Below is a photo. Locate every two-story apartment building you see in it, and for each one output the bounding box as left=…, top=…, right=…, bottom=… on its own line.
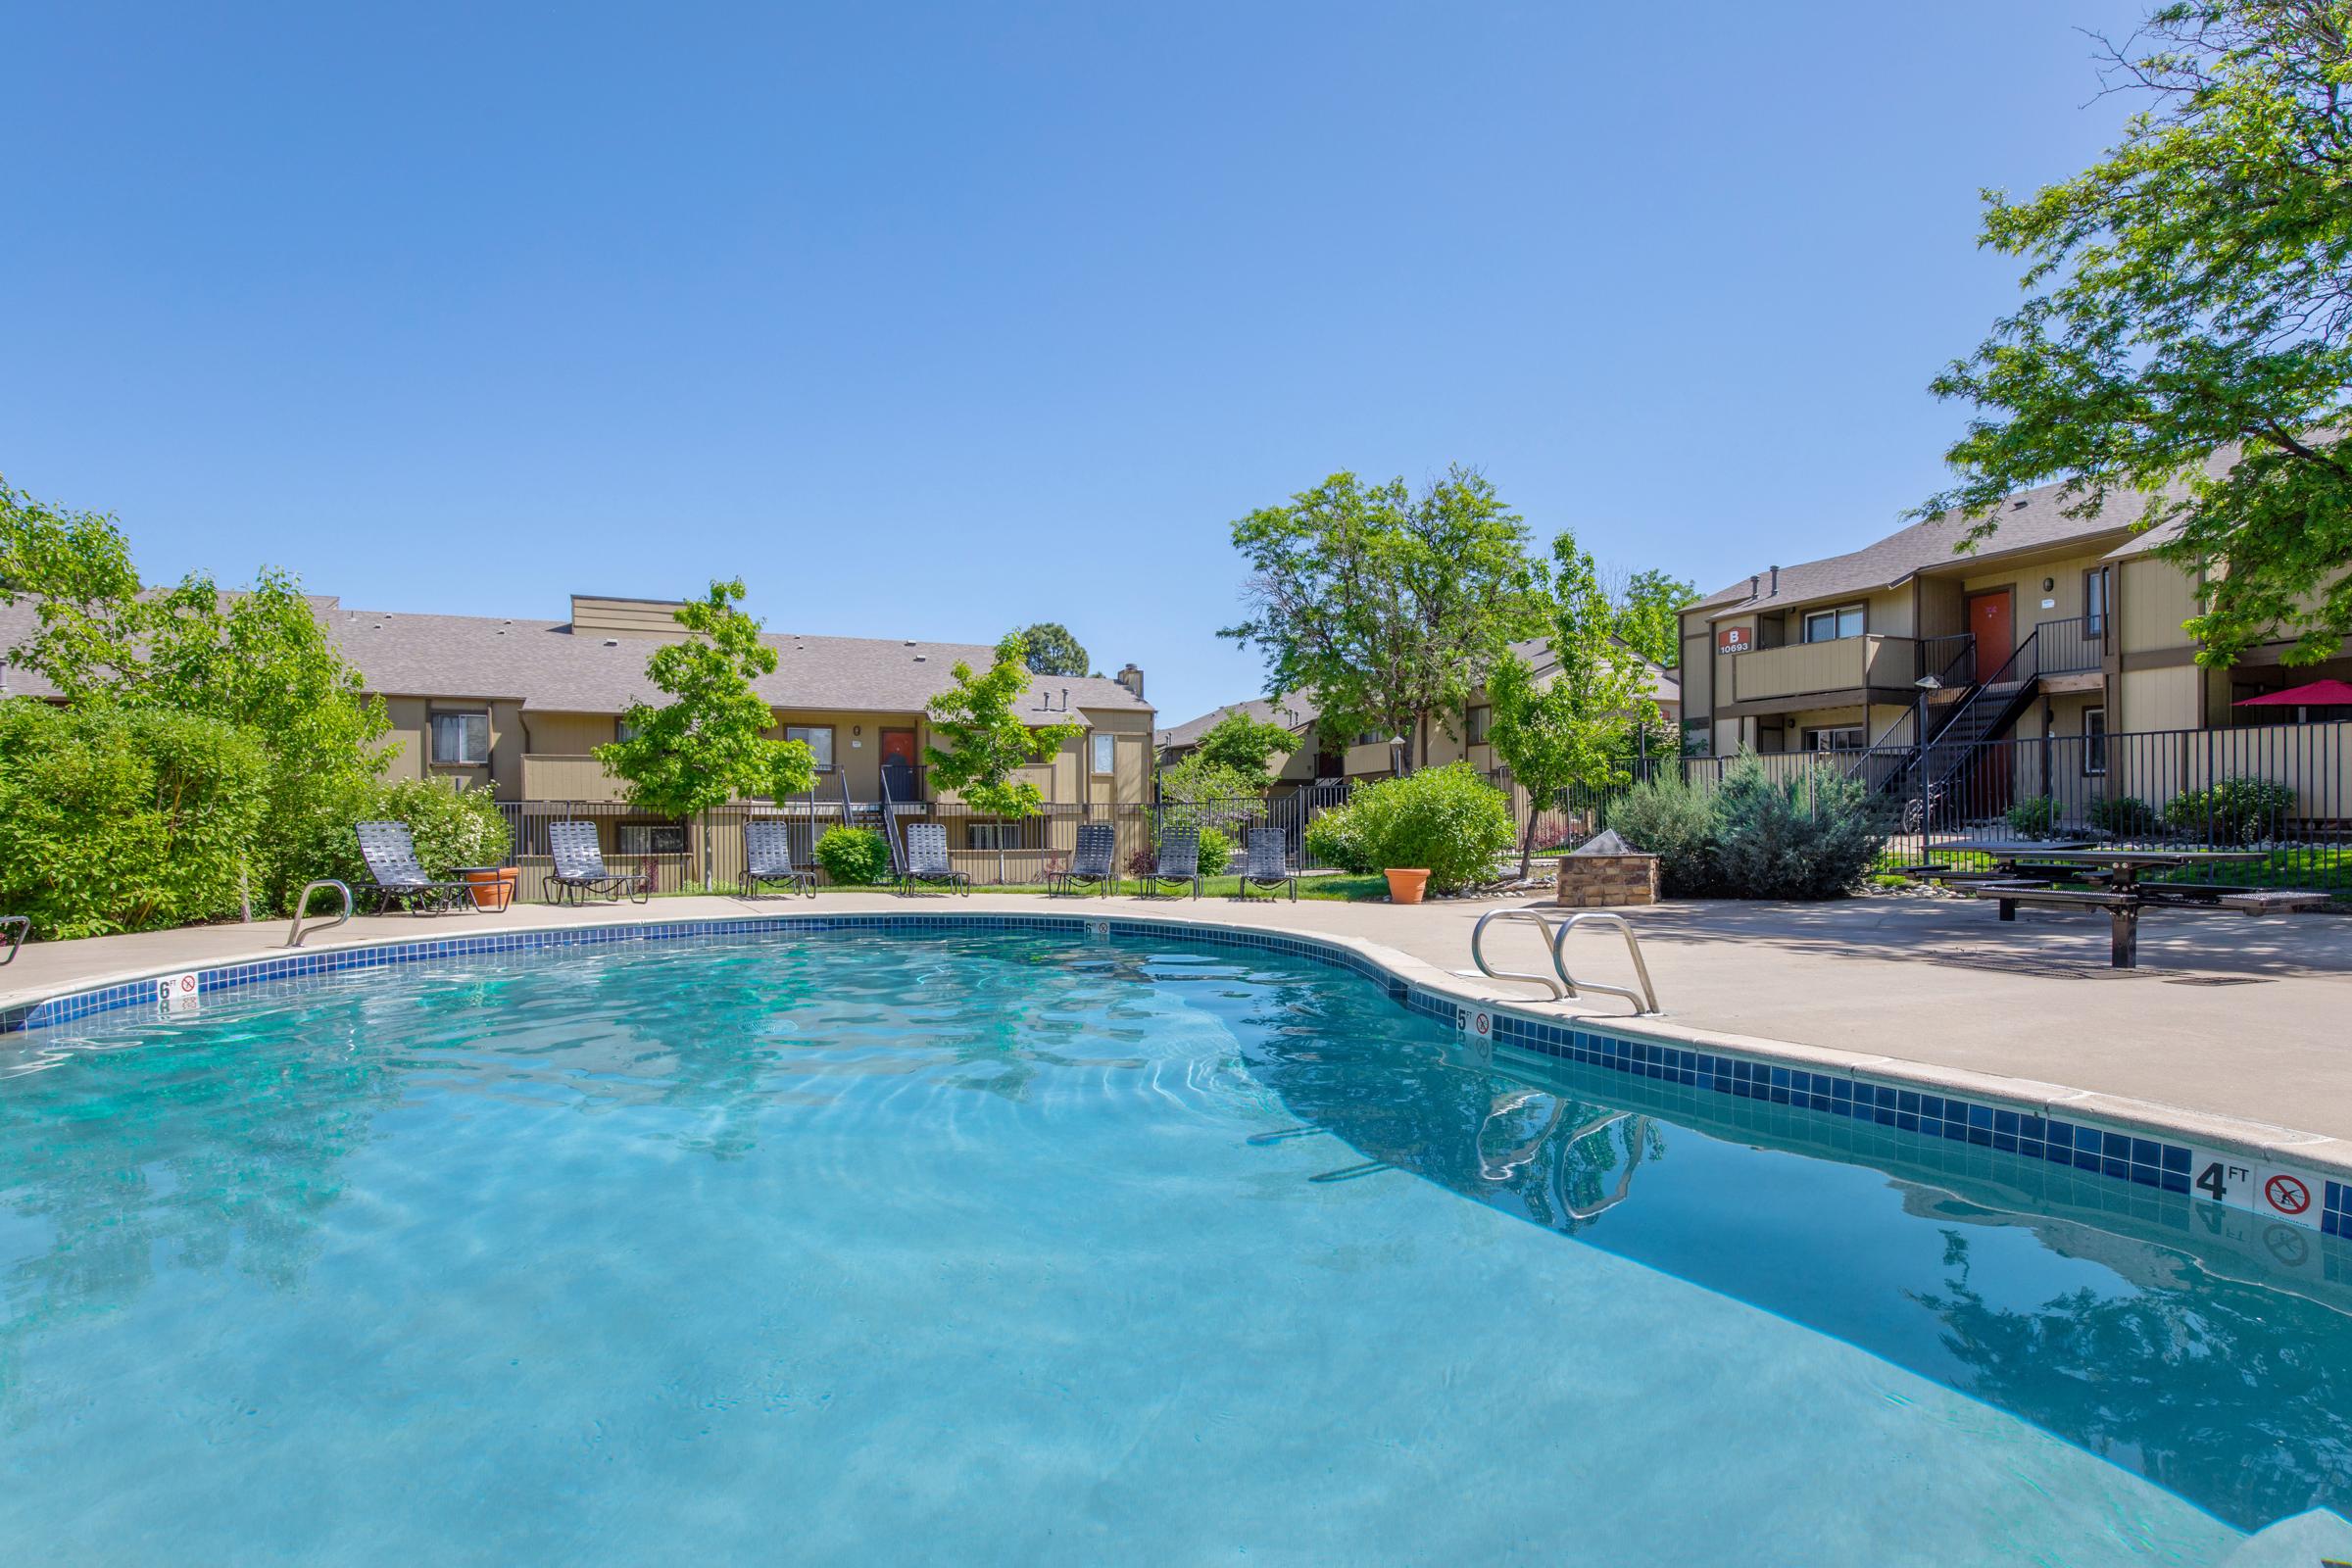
left=1677, top=475, right=2350, bottom=823
left=0, top=591, right=1157, bottom=880
left=1159, top=635, right=1680, bottom=785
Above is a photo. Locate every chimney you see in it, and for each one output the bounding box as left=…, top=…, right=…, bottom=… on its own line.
left=1770, top=564, right=1779, bottom=594
left=1749, top=574, right=1760, bottom=601
left=1114, top=662, right=1145, bottom=701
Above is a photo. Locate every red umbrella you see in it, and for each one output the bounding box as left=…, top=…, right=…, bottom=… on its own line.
left=2232, top=678, right=2352, bottom=707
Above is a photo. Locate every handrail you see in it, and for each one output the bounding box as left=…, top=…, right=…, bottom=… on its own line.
left=1470, top=908, right=1570, bottom=999
left=284, top=879, right=352, bottom=949
left=1922, top=627, right=2041, bottom=786
left=1470, top=907, right=1662, bottom=1013
left=1548, top=912, right=1661, bottom=1015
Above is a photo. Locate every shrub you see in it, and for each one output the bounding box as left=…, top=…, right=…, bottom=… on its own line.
left=815, top=825, right=892, bottom=885
left=1709, top=755, right=1888, bottom=900
left=1612, top=769, right=1721, bottom=896
left=1304, top=802, right=1374, bottom=874
left=2163, top=776, right=2296, bottom=844
left=0, top=701, right=270, bottom=938
left=325, top=778, right=510, bottom=886
left=2086, top=794, right=2158, bottom=839
left=2005, top=795, right=2057, bottom=839
left=1197, top=825, right=1235, bottom=877
left=1334, top=763, right=1515, bottom=894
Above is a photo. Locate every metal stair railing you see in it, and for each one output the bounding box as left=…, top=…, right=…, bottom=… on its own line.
left=1921, top=627, right=2042, bottom=795
left=285, top=879, right=352, bottom=948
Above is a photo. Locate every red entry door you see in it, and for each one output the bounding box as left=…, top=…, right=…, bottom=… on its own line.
left=879, top=729, right=918, bottom=800
left=1967, top=590, right=2013, bottom=677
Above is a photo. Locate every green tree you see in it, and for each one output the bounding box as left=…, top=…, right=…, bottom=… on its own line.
left=1187, top=708, right=1297, bottom=788
left=1613, top=568, right=1698, bottom=668
left=1923, top=1, right=2352, bottom=664
left=0, top=484, right=393, bottom=911
left=594, top=580, right=815, bottom=891
left=1223, top=466, right=1550, bottom=771
left=1488, top=533, right=1663, bottom=879
left=1010, top=621, right=1091, bottom=677
left=924, top=633, right=1085, bottom=876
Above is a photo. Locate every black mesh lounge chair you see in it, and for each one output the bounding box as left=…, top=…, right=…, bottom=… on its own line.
left=1050, top=822, right=1118, bottom=897
left=0, top=914, right=26, bottom=964
left=1138, top=828, right=1201, bottom=900
left=1236, top=827, right=1298, bottom=902
left=743, top=820, right=816, bottom=899
left=354, top=820, right=477, bottom=915
left=900, top=822, right=970, bottom=895
left=548, top=820, right=653, bottom=906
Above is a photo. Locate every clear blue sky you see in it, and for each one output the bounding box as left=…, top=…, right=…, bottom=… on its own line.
left=3, top=1, right=2146, bottom=725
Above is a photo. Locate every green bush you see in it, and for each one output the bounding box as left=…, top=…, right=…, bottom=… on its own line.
left=325, top=778, right=510, bottom=886
left=2005, top=795, right=2057, bottom=839
left=1710, top=755, right=1888, bottom=900
left=2163, top=776, right=2295, bottom=844
left=1304, top=802, right=1375, bottom=874
left=1611, top=769, right=1721, bottom=896
left=2086, top=794, right=2158, bottom=839
left=1331, top=763, right=1514, bottom=894
left=0, top=701, right=270, bottom=938
left=1197, top=824, right=1235, bottom=877
left=815, top=826, right=892, bottom=884
left=1612, top=752, right=1888, bottom=900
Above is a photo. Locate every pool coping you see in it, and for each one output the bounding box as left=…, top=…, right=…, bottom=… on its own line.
left=3, top=906, right=2345, bottom=1238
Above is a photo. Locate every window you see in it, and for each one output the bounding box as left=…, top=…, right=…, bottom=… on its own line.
left=614, top=718, right=639, bottom=744
left=1801, top=605, right=1865, bottom=643
left=1465, top=706, right=1492, bottom=746
left=1091, top=733, right=1116, bottom=774
left=430, top=710, right=490, bottom=765
left=785, top=725, right=835, bottom=771
left=968, top=821, right=1025, bottom=850
left=616, top=823, right=687, bottom=856
left=2082, top=567, right=2111, bottom=636
left=2082, top=707, right=2107, bottom=776
left=1353, top=730, right=1382, bottom=748
left=1803, top=725, right=1867, bottom=752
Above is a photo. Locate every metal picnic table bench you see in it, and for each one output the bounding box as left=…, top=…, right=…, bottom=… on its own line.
left=1899, top=839, right=2325, bottom=968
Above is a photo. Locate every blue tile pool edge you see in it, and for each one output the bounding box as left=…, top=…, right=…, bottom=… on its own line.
left=3, top=908, right=2342, bottom=1234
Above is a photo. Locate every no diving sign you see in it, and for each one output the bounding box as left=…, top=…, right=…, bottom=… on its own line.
left=1455, top=1004, right=1494, bottom=1043
left=2188, top=1148, right=2325, bottom=1230
left=155, top=972, right=201, bottom=1013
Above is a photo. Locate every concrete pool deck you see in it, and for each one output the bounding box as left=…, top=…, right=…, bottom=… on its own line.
left=2, top=888, right=2346, bottom=1163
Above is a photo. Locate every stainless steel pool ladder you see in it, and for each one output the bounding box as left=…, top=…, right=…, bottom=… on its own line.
left=285, top=879, right=353, bottom=949
left=1469, top=908, right=1660, bottom=1015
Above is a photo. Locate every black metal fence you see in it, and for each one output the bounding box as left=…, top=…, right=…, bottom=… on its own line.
left=1500, top=721, right=2352, bottom=893
left=491, top=781, right=1359, bottom=899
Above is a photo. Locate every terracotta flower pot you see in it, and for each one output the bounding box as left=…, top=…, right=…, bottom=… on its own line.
left=467, top=866, right=517, bottom=911
left=1384, top=868, right=1431, bottom=905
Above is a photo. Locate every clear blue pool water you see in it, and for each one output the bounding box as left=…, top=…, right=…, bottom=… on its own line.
left=0, top=929, right=2346, bottom=1565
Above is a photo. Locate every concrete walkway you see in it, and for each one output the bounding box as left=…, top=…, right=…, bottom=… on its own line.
left=2, top=888, right=2346, bottom=1151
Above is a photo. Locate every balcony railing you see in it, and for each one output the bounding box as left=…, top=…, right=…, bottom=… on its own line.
left=1728, top=634, right=1920, bottom=705
left=2034, top=614, right=2106, bottom=676
left=518, top=753, right=630, bottom=803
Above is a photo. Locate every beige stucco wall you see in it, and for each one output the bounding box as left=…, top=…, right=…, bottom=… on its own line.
left=2118, top=665, right=2201, bottom=733
left=2120, top=558, right=2201, bottom=654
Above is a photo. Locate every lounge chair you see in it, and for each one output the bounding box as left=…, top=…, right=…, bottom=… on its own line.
left=900, top=822, right=971, bottom=895
left=354, top=820, right=478, bottom=915
left=548, top=820, right=653, bottom=906
left=1050, top=822, right=1118, bottom=897
left=0, top=914, right=26, bottom=964
left=1138, top=828, right=1201, bottom=900
left=742, top=820, right=816, bottom=899
left=1235, top=827, right=1298, bottom=902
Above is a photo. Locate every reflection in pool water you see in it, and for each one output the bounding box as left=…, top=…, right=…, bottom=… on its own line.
left=0, top=930, right=2344, bottom=1563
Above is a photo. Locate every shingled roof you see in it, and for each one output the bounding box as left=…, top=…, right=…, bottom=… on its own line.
left=1691, top=473, right=2167, bottom=622
left=0, top=599, right=1152, bottom=718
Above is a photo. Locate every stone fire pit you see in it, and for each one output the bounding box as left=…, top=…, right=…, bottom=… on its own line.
left=1554, top=829, right=1660, bottom=907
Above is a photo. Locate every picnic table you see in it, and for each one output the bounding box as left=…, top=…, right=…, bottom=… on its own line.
left=1897, top=839, right=2322, bottom=968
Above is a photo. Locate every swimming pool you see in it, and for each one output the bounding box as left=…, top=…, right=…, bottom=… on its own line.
left=0, top=926, right=2345, bottom=1564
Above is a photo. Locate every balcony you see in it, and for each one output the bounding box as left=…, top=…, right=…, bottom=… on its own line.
left=520, top=753, right=630, bottom=803
left=1727, top=635, right=1919, bottom=707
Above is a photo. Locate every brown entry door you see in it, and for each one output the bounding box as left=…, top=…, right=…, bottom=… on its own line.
left=1967, top=590, right=2013, bottom=679
left=880, top=728, right=918, bottom=801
